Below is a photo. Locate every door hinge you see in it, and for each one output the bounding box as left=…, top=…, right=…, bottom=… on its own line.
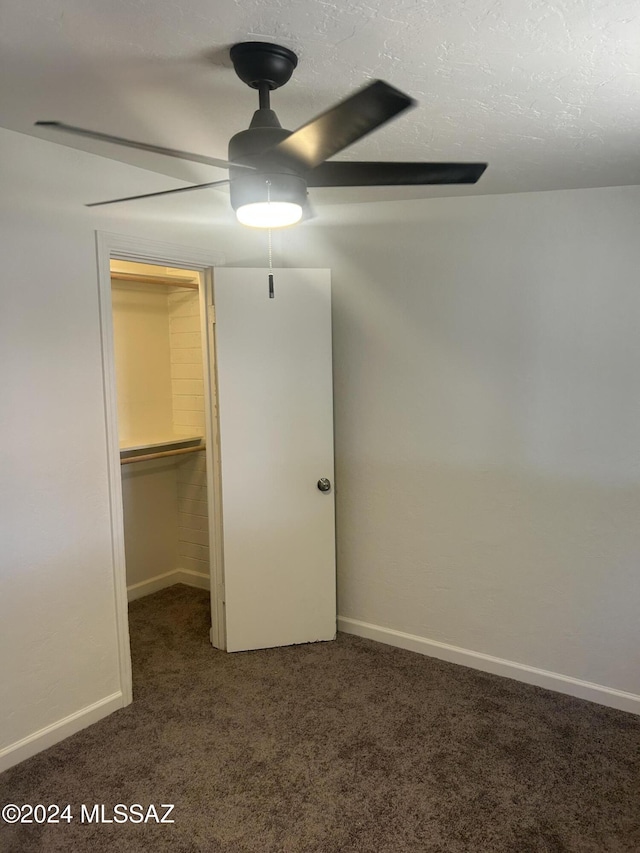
left=217, top=582, right=225, bottom=603
left=209, top=305, right=216, bottom=324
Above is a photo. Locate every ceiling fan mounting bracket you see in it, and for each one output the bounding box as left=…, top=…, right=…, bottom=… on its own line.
left=230, top=42, right=298, bottom=91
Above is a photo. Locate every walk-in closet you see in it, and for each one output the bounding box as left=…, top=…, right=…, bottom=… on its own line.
left=110, top=260, right=211, bottom=602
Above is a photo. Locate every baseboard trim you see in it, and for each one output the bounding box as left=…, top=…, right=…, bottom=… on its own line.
left=127, top=569, right=210, bottom=602
left=176, top=568, right=210, bottom=591
left=0, top=692, right=124, bottom=773
left=338, top=617, right=640, bottom=716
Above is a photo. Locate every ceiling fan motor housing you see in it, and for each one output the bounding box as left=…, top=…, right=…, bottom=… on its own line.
left=228, top=116, right=308, bottom=211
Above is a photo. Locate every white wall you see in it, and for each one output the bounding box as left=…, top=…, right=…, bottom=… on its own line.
left=176, top=452, right=210, bottom=580
left=169, top=287, right=206, bottom=438
left=286, top=186, right=640, bottom=703
left=121, top=460, right=179, bottom=588
left=111, top=281, right=175, bottom=447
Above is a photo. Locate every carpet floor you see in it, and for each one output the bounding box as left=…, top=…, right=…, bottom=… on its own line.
left=1, top=584, right=639, bottom=852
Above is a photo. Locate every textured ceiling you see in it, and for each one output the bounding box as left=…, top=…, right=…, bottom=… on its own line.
left=2, top=0, right=640, bottom=205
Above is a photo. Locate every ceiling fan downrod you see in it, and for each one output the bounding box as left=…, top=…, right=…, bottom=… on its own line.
left=228, top=42, right=307, bottom=222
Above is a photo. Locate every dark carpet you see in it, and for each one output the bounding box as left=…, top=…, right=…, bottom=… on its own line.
left=1, top=585, right=639, bottom=852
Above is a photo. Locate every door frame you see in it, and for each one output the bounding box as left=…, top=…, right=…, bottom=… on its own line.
left=96, top=231, right=226, bottom=706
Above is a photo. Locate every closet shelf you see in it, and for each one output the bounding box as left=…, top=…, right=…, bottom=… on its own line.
left=120, top=436, right=205, bottom=465
left=111, top=271, right=198, bottom=289
left=120, top=436, right=203, bottom=453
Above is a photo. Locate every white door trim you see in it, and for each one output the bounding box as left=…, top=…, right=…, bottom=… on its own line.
left=201, top=268, right=227, bottom=650
left=95, top=231, right=226, bottom=707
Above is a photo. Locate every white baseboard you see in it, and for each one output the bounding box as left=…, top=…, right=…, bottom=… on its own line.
left=177, top=568, right=210, bottom=591
left=0, top=692, right=124, bottom=774
left=338, top=617, right=640, bottom=716
left=127, top=568, right=210, bottom=602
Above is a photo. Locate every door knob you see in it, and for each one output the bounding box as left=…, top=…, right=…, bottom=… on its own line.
left=317, top=478, right=331, bottom=492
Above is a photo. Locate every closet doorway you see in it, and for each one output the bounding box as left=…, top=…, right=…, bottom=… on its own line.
left=111, top=259, right=214, bottom=603
left=107, top=254, right=225, bottom=692
left=98, top=234, right=226, bottom=706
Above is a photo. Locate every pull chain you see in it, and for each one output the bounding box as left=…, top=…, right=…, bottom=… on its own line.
left=268, top=227, right=274, bottom=299
left=267, top=180, right=275, bottom=298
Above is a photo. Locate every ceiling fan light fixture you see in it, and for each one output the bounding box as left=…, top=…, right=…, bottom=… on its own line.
left=236, top=200, right=303, bottom=228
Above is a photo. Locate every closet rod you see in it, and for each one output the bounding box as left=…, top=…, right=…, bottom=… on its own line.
left=111, top=272, right=199, bottom=289
left=120, top=444, right=205, bottom=465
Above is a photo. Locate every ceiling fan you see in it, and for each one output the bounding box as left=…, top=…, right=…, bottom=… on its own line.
left=36, top=41, right=487, bottom=228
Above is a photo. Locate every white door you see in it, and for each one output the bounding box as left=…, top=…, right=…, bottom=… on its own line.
left=213, top=268, right=336, bottom=652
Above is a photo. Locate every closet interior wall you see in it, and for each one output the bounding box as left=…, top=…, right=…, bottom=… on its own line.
left=168, top=287, right=210, bottom=583
left=110, top=261, right=210, bottom=600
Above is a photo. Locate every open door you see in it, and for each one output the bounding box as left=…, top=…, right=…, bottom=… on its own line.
left=212, top=268, right=336, bottom=652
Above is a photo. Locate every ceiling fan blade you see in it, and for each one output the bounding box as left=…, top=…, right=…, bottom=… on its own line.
left=307, top=161, right=487, bottom=187
left=86, top=180, right=230, bottom=207
left=35, top=121, right=255, bottom=172
left=267, top=80, right=415, bottom=171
